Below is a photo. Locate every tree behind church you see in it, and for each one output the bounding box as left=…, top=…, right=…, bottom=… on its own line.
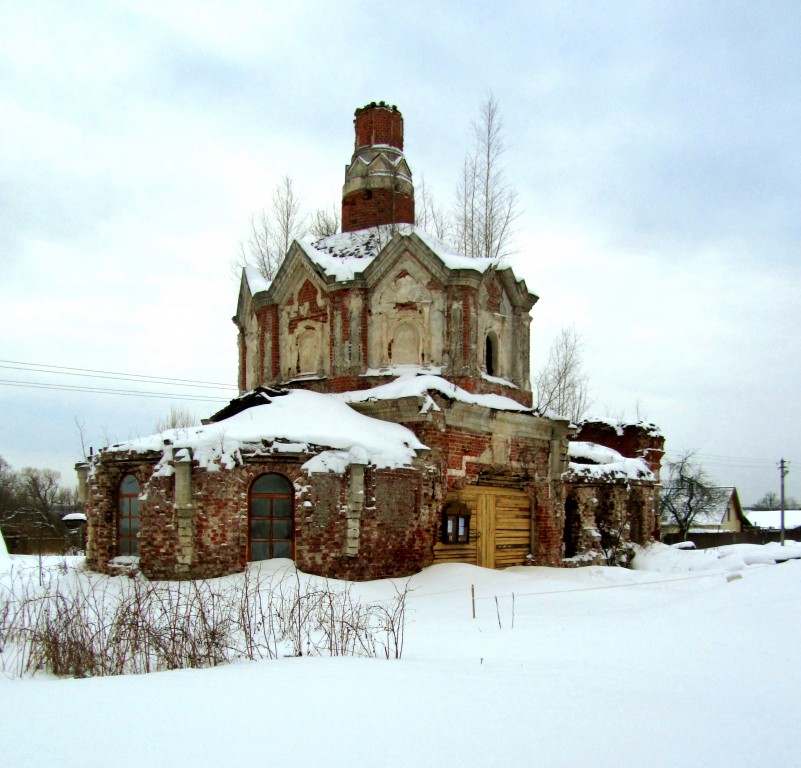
left=453, top=93, right=519, bottom=261
left=534, top=326, right=591, bottom=422
left=660, top=451, right=727, bottom=539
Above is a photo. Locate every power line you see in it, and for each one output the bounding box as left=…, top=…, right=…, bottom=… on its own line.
left=0, top=359, right=237, bottom=389
left=0, top=363, right=236, bottom=391
left=663, top=449, right=780, bottom=469
left=0, top=379, right=229, bottom=403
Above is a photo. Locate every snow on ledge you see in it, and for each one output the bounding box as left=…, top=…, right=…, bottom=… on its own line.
left=244, top=266, right=270, bottom=294
left=578, top=417, right=662, bottom=438
left=339, top=374, right=531, bottom=413
left=481, top=371, right=518, bottom=388
left=104, top=389, right=426, bottom=475
left=298, top=225, right=501, bottom=282
left=565, top=441, right=654, bottom=482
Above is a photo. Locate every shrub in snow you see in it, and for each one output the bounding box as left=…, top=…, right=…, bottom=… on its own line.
left=0, top=562, right=410, bottom=678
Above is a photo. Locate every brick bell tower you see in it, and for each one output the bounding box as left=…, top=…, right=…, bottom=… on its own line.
left=341, top=102, right=415, bottom=232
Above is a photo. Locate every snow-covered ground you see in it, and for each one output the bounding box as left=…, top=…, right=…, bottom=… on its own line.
left=3, top=543, right=801, bottom=768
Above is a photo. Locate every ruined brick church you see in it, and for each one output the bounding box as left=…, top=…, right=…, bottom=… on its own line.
left=79, top=102, right=664, bottom=580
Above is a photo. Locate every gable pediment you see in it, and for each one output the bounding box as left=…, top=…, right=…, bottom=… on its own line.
left=362, top=231, right=453, bottom=290
left=266, top=244, right=330, bottom=308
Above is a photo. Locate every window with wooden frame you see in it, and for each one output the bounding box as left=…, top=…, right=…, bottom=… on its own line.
left=441, top=501, right=470, bottom=544
left=118, top=474, right=141, bottom=556
left=249, top=473, right=294, bottom=561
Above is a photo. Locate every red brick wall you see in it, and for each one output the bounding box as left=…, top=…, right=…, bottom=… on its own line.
left=86, top=451, right=438, bottom=582
left=342, top=188, right=414, bottom=232
left=288, top=279, right=328, bottom=334
left=354, top=103, right=404, bottom=150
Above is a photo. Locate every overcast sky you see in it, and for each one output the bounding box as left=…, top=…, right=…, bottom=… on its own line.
left=2, top=1, right=799, bottom=504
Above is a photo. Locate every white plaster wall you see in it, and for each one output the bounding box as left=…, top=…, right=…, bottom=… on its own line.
left=367, top=255, right=445, bottom=369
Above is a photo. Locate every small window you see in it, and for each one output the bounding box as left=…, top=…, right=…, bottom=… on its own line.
left=442, top=501, right=470, bottom=544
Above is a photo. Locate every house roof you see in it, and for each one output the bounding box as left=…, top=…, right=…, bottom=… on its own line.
left=663, top=487, right=747, bottom=527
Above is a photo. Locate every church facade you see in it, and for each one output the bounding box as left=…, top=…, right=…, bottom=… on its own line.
left=79, top=102, right=663, bottom=581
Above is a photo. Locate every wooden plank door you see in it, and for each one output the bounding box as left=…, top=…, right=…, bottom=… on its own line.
left=475, top=492, right=496, bottom=569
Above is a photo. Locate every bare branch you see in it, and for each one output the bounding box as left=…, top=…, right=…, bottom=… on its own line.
left=233, top=173, right=308, bottom=282
left=660, top=451, right=728, bottom=539
left=309, top=203, right=340, bottom=239
left=534, top=326, right=592, bottom=422
left=453, top=93, right=520, bottom=260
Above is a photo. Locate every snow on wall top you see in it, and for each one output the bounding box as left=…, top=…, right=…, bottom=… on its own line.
left=579, top=417, right=663, bottom=437
left=104, top=389, right=426, bottom=476
left=339, top=373, right=531, bottom=413
left=244, top=266, right=271, bottom=295
left=297, top=225, right=500, bottom=282
left=565, top=441, right=654, bottom=482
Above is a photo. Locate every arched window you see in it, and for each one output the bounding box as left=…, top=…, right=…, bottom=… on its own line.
left=118, top=474, right=141, bottom=556
left=485, top=332, right=499, bottom=377
left=249, top=473, right=294, bottom=561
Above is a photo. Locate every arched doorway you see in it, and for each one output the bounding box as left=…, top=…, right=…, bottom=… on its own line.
left=248, top=473, right=294, bottom=561
left=118, top=474, right=141, bottom=556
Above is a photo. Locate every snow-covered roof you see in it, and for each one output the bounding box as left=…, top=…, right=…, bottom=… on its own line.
left=745, top=509, right=801, bottom=530
left=660, top=487, right=740, bottom=528
left=104, top=389, right=427, bottom=476
left=296, top=225, right=500, bottom=282
left=339, top=373, right=531, bottom=413
left=61, top=512, right=87, bottom=522
left=685, top=489, right=735, bottom=527
left=244, top=266, right=270, bottom=295
left=565, top=441, right=654, bottom=482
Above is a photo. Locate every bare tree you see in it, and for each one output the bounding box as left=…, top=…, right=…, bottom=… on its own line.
left=534, top=326, right=591, bottom=422
left=0, top=456, right=20, bottom=527
left=660, top=452, right=727, bottom=540
left=74, top=416, right=89, bottom=461
left=751, top=491, right=799, bottom=510
left=154, top=405, right=197, bottom=433
left=236, top=173, right=307, bottom=281
left=415, top=176, right=450, bottom=241
left=752, top=491, right=780, bottom=510
left=309, top=203, right=340, bottom=240
left=453, top=93, right=519, bottom=260
left=19, top=468, right=61, bottom=518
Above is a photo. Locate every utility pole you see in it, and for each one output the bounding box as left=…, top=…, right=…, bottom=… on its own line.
left=779, top=458, right=789, bottom=546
